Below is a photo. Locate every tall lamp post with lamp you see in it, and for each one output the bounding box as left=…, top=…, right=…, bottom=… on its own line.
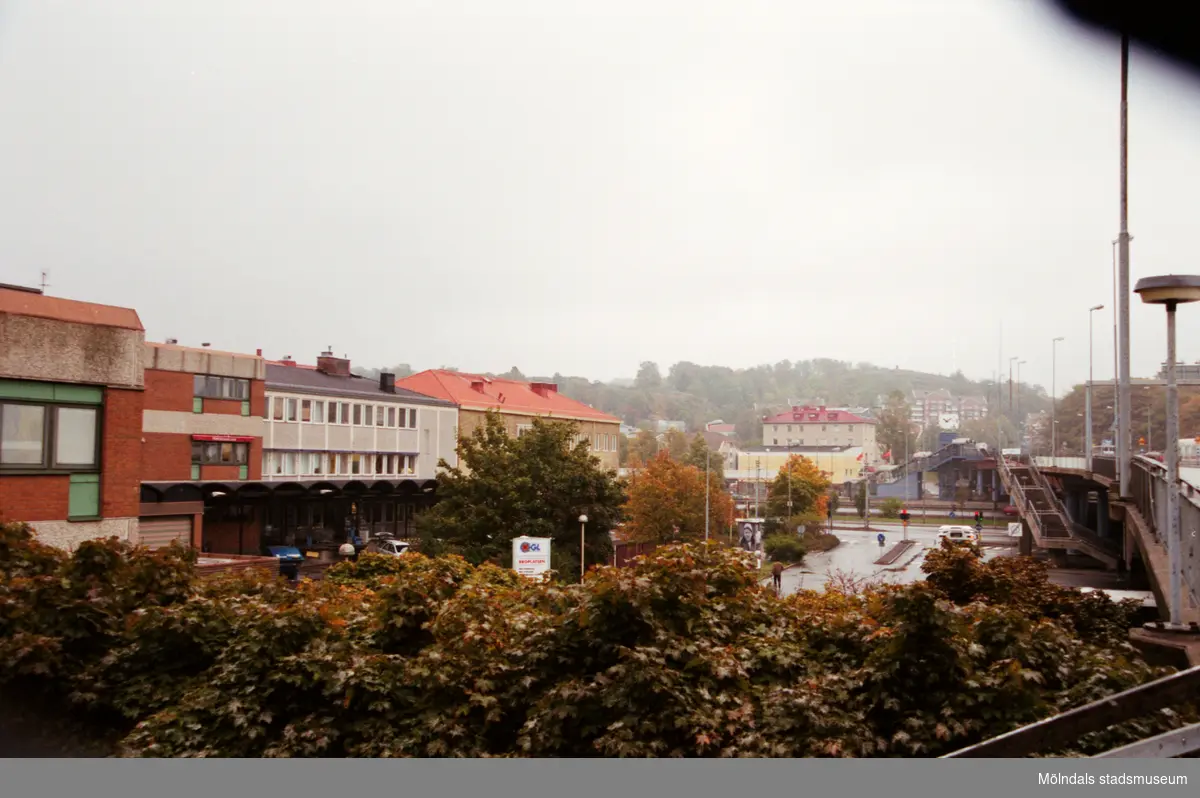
left=1134, top=275, right=1200, bottom=630
left=1087, top=304, right=1105, bottom=472
left=1052, top=337, right=1065, bottom=460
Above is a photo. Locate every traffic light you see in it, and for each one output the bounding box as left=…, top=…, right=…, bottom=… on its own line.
left=974, top=510, right=983, bottom=524
left=899, top=508, right=910, bottom=523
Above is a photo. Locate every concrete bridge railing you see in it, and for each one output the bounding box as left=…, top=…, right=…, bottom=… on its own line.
left=1128, top=457, right=1200, bottom=620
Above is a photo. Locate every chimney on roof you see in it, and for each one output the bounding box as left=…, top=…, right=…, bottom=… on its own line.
left=280, top=355, right=296, bottom=367
left=380, top=372, right=396, bottom=393
left=530, top=382, right=557, bottom=397
left=256, top=348, right=262, bottom=357
left=316, top=350, right=350, bottom=377
left=165, top=337, right=178, bottom=345
left=201, top=342, right=210, bottom=348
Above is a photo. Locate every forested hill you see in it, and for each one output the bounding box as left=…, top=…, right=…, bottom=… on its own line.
left=358, top=359, right=1051, bottom=444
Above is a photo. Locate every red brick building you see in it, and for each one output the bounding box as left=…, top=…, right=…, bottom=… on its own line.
left=0, top=283, right=145, bottom=549
left=138, top=342, right=267, bottom=550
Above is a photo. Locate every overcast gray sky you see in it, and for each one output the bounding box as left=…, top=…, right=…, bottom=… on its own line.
left=2, top=1, right=1200, bottom=396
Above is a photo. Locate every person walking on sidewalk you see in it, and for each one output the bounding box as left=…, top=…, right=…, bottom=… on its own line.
left=771, top=561, right=784, bottom=595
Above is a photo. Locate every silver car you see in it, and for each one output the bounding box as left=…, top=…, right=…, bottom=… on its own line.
left=366, top=538, right=411, bottom=557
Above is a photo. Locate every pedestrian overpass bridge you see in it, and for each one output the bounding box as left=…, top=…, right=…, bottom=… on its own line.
left=997, top=453, right=1199, bottom=637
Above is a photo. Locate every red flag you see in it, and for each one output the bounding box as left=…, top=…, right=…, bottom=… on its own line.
left=884, top=449, right=892, bottom=460
left=855, top=452, right=864, bottom=461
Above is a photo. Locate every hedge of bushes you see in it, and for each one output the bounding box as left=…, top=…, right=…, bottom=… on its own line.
left=0, top=521, right=1192, bottom=757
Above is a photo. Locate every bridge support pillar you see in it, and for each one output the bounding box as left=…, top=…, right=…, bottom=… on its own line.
left=1020, top=521, right=1033, bottom=555
left=1098, top=489, right=1111, bottom=538
left=976, top=469, right=984, bottom=496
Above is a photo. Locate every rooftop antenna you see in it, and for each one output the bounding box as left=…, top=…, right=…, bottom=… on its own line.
left=39, top=270, right=49, bottom=293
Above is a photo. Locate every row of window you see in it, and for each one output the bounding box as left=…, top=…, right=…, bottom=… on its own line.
left=517, top=425, right=618, bottom=452
left=194, top=375, right=251, bottom=401
left=772, top=439, right=856, bottom=447
left=0, top=402, right=99, bottom=470
left=267, top=396, right=418, bottom=429
left=775, top=424, right=856, bottom=433
left=265, top=450, right=419, bottom=478
left=191, top=441, right=250, bottom=465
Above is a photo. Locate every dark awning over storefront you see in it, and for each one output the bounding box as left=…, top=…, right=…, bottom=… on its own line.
left=140, top=478, right=439, bottom=502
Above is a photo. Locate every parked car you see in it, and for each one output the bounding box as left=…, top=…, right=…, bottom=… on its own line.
left=1002, top=505, right=1019, bottom=517
left=365, top=538, right=411, bottom=557
left=266, top=545, right=304, bottom=580
left=936, top=526, right=979, bottom=545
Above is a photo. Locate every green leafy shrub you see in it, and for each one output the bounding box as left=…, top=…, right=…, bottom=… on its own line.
left=0, top=521, right=1192, bottom=758
left=763, top=534, right=806, bottom=563
left=879, top=498, right=903, bottom=518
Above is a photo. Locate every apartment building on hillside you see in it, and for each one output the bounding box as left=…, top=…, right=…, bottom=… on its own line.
left=397, top=370, right=621, bottom=471
left=761, top=405, right=878, bottom=453
left=0, top=284, right=144, bottom=549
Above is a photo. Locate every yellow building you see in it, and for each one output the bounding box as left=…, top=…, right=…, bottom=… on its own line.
left=735, top=446, right=867, bottom=486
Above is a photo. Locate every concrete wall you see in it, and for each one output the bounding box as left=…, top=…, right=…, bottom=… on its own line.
left=23, top=517, right=138, bottom=551
left=0, top=314, right=143, bottom=388
left=143, top=343, right=266, bottom=381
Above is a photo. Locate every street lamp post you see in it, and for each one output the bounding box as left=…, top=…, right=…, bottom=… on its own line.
left=1015, top=360, right=1026, bottom=445
left=1135, top=274, right=1200, bottom=629
left=1052, top=337, right=1065, bottom=460
left=1008, top=356, right=1019, bottom=411
left=578, top=514, right=588, bottom=583
left=704, top=449, right=710, bottom=542
left=1087, top=305, right=1105, bottom=472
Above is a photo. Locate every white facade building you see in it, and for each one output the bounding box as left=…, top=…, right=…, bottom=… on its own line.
left=262, top=354, right=458, bottom=482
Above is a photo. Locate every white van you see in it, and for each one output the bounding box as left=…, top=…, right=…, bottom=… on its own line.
left=936, top=526, right=979, bottom=545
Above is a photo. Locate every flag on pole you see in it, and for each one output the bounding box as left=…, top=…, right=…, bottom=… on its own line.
left=855, top=452, right=864, bottom=461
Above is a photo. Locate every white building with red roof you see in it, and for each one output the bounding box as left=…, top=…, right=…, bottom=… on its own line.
left=761, top=405, right=878, bottom=454
left=397, top=370, right=621, bottom=470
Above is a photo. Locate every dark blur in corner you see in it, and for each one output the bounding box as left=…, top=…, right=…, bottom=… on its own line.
left=1052, top=1, right=1200, bottom=76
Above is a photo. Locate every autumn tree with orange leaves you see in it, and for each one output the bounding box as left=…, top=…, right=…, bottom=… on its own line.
left=765, top=454, right=832, bottom=531
left=623, top=451, right=734, bottom=543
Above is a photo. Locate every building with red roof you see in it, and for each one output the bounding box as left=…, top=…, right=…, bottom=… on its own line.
left=396, top=369, right=621, bottom=470
left=761, top=405, right=878, bottom=454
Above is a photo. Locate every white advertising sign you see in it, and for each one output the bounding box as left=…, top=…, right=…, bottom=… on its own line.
left=512, top=536, right=552, bottom=578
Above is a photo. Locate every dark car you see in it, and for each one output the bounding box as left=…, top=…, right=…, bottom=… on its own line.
left=266, top=545, right=304, bottom=580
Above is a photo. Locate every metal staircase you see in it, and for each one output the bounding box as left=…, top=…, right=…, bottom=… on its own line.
left=997, top=457, right=1119, bottom=569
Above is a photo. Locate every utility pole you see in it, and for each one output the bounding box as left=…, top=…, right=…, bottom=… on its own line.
left=1117, top=32, right=1133, bottom=499
left=1052, top=337, right=1064, bottom=459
